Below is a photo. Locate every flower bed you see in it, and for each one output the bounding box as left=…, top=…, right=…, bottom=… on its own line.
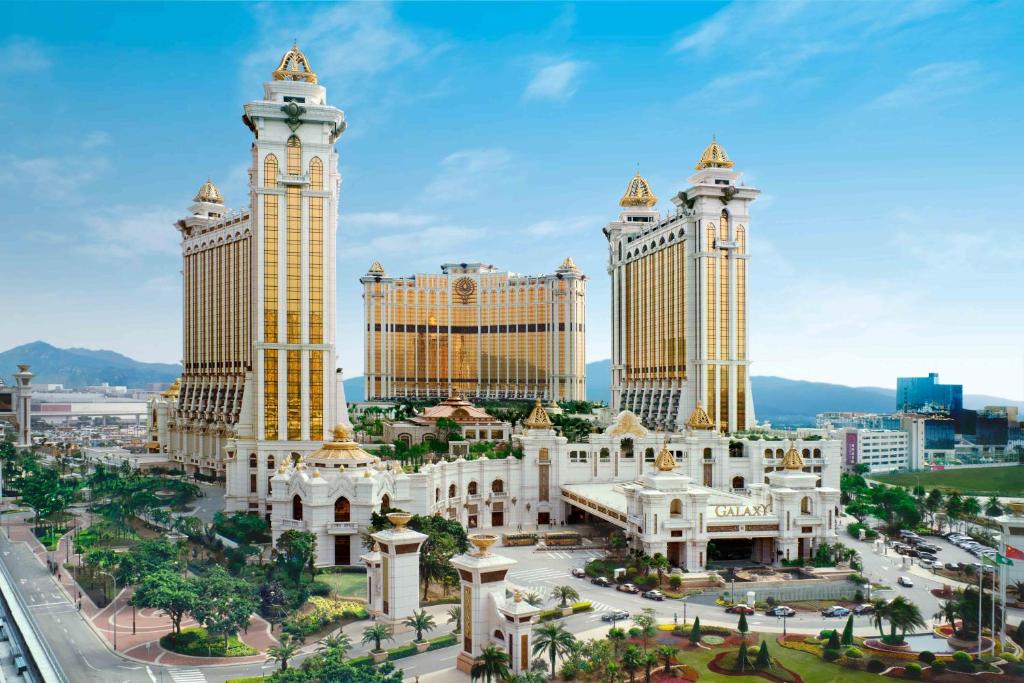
left=708, top=650, right=804, bottom=683
left=160, top=627, right=257, bottom=657
left=281, top=597, right=367, bottom=640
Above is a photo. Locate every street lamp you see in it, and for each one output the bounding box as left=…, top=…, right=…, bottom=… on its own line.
left=98, top=570, right=118, bottom=650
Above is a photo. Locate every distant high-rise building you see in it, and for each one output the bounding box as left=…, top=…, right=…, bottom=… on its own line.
left=606, top=139, right=758, bottom=431
left=896, top=372, right=963, bottom=415
left=361, top=261, right=586, bottom=402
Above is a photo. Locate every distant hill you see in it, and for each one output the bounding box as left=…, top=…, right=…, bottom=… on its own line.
left=0, top=341, right=181, bottom=388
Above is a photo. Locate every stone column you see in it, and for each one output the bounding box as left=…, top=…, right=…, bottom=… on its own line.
left=360, top=542, right=383, bottom=617
left=450, top=534, right=516, bottom=674
left=499, top=591, right=540, bottom=674
left=370, top=512, right=428, bottom=626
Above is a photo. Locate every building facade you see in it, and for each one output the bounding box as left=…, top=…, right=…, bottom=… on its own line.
left=606, top=139, right=758, bottom=431
left=360, top=260, right=586, bottom=402
left=838, top=428, right=910, bottom=473
left=154, top=46, right=347, bottom=511
left=897, top=372, right=963, bottom=415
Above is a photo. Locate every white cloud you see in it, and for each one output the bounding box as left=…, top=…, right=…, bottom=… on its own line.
left=423, top=148, right=512, bottom=200
left=80, top=131, right=111, bottom=149
left=341, top=224, right=486, bottom=266
left=80, top=206, right=182, bottom=259
left=524, top=60, right=585, bottom=101
left=0, top=37, right=51, bottom=74
left=867, top=61, right=981, bottom=109
left=0, top=153, right=109, bottom=201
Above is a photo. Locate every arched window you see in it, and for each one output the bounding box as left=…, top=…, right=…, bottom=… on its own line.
left=644, top=448, right=655, bottom=462
left=764, top=448, right=772, bottom=458
left=729, top=442, right=744, bottom=458
left=775, top=448, right=784, bottom=458
left=381, top=493, right=391, bottom=510
left=334, top=497, right=350, bottom=522
left=398, top=433, right=412, bottom=446
left=267, top=455, right=275, bottom=469
left=449, top=483, right=457, bottom=498
left=309, top=157, right=323, bottom=191
left=703, top=447, right=713, bottom=460
left=732, top=476, right=745, bottom=490
left=670, top=499, right=683, bottom=516
left=286, top=136, right=301, bottom=175
left=292, top=495, right=303, bottom=521
left=468, top=481, right=478, bottom=496
left=720, top=209, right=730, bottom=239
left=249, top=453, right=257, bottom=468
left=802, top=449, right=811, bottom=460
left=263, top=154, right=279, bottom=188
left=800, top=497, right=811, bottom=514
left=491, top=479, right=504, bottom=494
left=290, top=452, right=301, bottom=464
left=435, top=487, right=441, bottom=502
left=813, top=448, right=821, bottom=458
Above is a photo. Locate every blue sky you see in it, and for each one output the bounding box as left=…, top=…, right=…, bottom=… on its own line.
left=2, top=1, right=1023, bottom=398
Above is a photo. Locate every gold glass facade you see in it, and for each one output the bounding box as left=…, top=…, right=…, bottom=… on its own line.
left=263, top=153, right=280, bottom=440
left=363, top=265, right=586, bottom=401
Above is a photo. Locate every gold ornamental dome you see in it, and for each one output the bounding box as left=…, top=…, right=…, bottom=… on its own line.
left=695, top=136, right=734, bottom=170
left=308, top=423, right=375, bottom=463
left=781, top=443, right=805, bottom=470
left=654, top=442, right=677, bottom=472
left=273, top=42, right=318, bottom=84
left=523, top=399, right=553, bottom=430
left=368, top=261, right=386, bottom=275
left=619, top=171, right=657, bottom=208
left=194, top=179, right=223, bottom=205
left=686, top=401, right=715, bottom=430
left=560, top=256, right=579, bottom=271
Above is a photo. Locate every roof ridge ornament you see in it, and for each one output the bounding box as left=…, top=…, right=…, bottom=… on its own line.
left=272, top=43, right=318, bottom=84
left=686, top=401, right=715, bottom=430
left=523, top=399, right=553, bottom=430
left=619, top=170, right=657, bottom=208
left=654, top=438, right=677, bottom=472
left=193, top=178, right=224, bottom=205
left=781, top=441, right=805, bottom=470
left=695, top=136, right=735, bottom=170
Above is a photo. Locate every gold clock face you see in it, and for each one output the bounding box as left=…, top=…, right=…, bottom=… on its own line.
left=453, top=277, right=476, bottom=304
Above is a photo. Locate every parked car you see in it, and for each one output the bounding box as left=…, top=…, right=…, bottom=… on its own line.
left=766, top=606, right=796, bottom=617
left=898, top=576, right=914, bottom=587
left=642, top=590, right=665, bottom=601
left=919, top=559, right=940, bottom=569
left=601, top=609, right=631, bottom=622
left=571, top=568, right=587, bottom=578
left=727, top=604, right=755, bottom=614
left=819, top=606, right=851, bottom=618
left=918, top=544, right=940, bottom=553
left=945, top=562, right=961, bottom=571
left=918, top=553, right=938, bottom=563
left=591, top=576, right=612, bottom=587
left=617, top=583, right=640, bottom=594
left=853, top=604, right=874, bottom=615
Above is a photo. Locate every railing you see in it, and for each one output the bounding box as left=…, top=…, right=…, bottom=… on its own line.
left=327, top=522, right=358, bottom=534
left=0, top=555, right=70, bottom=682
left=279, top=518, right=305, bottom=530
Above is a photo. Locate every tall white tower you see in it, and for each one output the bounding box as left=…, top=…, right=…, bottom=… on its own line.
left=13, top=364, right=33, bottom=448
left=244, top=44, right=345, bottom=446
left=606, top=139, right=758, bottom=432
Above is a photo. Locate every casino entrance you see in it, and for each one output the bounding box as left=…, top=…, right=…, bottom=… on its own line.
left=708, top=538, right=754, bottom=563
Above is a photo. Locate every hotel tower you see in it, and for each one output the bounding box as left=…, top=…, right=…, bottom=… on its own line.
left=163, top=45, right=347, bottom=514
left=361, top=261, right=586, bottom=402
left=605, top=139, right=759, bottom=432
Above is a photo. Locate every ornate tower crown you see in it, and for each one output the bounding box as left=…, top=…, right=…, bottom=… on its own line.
left=781, top=443, right=805, bottom=470
left=272, top=43, right=318, bottom=84
left=686, top=401, right=715, bottom=430
left=559, top=256, right=579, bottom=271
left=367, top=261, right=386, bottom=275
left=619, top=171, right=657, bottom=208
left=654, top=442, right=677, bottom=472
left=193, top=178, right=223, bottom=204
left=695, top=136, right=734, bottom=170
left=523, top=399, right=553, bottom=429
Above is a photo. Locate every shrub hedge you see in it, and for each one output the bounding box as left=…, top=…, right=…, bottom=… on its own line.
left=866, top=659, right=886, bottom=673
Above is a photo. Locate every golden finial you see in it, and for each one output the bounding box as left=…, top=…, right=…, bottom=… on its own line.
left=695, top=136, right=734, bottom=170
left=781, top=442, right=805, bottom=470
left=523, top=399, right=553, bottom=430
left=161, top=378, right=181, bottom=398
left=513, top=590, right=523, bottom=603
left=560, top=256, right=579, bottom=271
left=193, top=178, right=224, bottom=204
left=272, top=43, right=318, bottom=84
left=654, top=439, right=677, bottom=472
left=619, top=170, right=657, bottom=208
left=331, top=423, right=353, bottom=442
left=686, top=401, right=715, bottom=430
left=368, top=261, right=385, bottom=275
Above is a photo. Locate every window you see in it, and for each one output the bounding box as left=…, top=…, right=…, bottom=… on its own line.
left=620, top=438, right=634, bottom=459
left=292, top=495, right=303, bottom=521
left=764, top=448, right=773, bottom=459
left=644, top=448, right=655, bottom=463
left=468, top=481, right=478, bottom=496
left=670, top=499, right=683, bottom=516
left=600, top=448, right=610, bottom=461
left=800, top=497, right=811, bottom=514
left=267, top=455, right=275, bottom=470
left=435, top=488, right=441, bottom=502
left=249, top=453, right=257, bottom=468
left=465, top=430, right=477, bottom=439
left=250, top=473, right=257, bottom=493
left=381, top=494, right=391, bottom=510
left=449, top=483, right=456, bottom=498
left=802, top=449, right=811, bottom=459
left=491, top=479, right=504, bottom=494
left=491, top=430, right=502, bottom=439
left=335, top=497, right=351, bottom=522
left=703, top=447, right=713, bottom=460
left=813, top=448, right=821, bottom=458
left=570, top=450, right=587, bottom=463
left=732, top=476, right=745, bottom=490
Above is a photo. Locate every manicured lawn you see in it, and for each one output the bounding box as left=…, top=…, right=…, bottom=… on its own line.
left=316, top=571, right=367, bottom=599
left=160, top=627, right=257, bottom=657
left=869, top=465, right=1024, bottom=495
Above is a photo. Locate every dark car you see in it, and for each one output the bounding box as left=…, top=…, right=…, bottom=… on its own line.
left=766, top=606, right=796, bottom=617
left=853, top=604, right=874, bottom=615
left=591, top=576, right=612, bottom=587
left=918, top=544, right=940, bottom=553
left=642, top=590, right=665, bottom=601
left=726, top=604, right=755, bottom=615
left=601, top=609, right=630, bottom=622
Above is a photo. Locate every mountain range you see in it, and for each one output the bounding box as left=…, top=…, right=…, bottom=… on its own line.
left=3, top=342, right=1019, bottom=426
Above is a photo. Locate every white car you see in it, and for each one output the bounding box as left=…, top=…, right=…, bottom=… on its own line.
left=898, top=576, right=914, bottom=587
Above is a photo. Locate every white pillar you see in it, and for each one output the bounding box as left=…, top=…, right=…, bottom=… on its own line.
left=451, top=534, right=517, bottom=674
left=370, top=513, right=427, bottom=626
left=499, top=592, right=540, bottom=674
left=361, top=543, right=383, bottom=617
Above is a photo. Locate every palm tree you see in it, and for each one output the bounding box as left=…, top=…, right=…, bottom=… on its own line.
left=883, top=596, right=926, bottom=644
left=361, top=623, right=393, bottom=652
left=405, top=609, right=436, bottom=642
left=550, top=585, right=580, bottom=608
left=316, top=632, right=351, bottom=657
left=964, top=496, right=982, bottom=520
left=267, top=639, right=299, bottom=671
left=986, top=496, right=1003, bottom=517
left=632, top=611, right=657, bottom=650
left=471, top=644, right=510, bottom=683
left=524, top=592, right=545, bottom=607
left=447, top=604, right=462, bottom=632
left=607, top=626, right=627, bottom=658
left=655, top=645, right=678, bottom=672
left=621, top=645, right=643, bottom=683
left=509, top=673, right=546, bottom=683
left=532, top=622, right=576, bottom=680
left=871, top=599, right=892, bottom=639
left=935, top=600, right=959, bottom=632
left=641, top=651, right=658, bottom=683
left=651, top=553, right=670, bottom=586
left=602, top=662, right=621, bottom=683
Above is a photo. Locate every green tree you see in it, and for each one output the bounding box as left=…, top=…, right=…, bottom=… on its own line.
left=275, top=530, right=317, bottom=586
left=641, top=651, right=658, bottom=683
left=655, top=645, right=677, bottom=672
left=755, top=640, right=772, bottom=669
left=689, top=616, right=702, bottom=644
left=267, top=638, right=299, bottom=671
left=471, top=644, right=510, bottom=683
left=362, top=623, right=393, bottom=652
left=964, top=496, right=982, bottom=519
left=316, top=632, right=351, bottom=657
left=621, top=645, right=643, bottom=683
left=131, top=569, right=197, bottom=635
left=447, top=604, right=462, bottom=632
left=405, top=609, right=436, bottom=642
left=986, top=496, right=1003, bottom=517
left=841, top=613, right=855, bottom=646
left=881, top=596, right=926, bottom=644
left=736, top=641, right=753, bottom=672
left=650, top=553, right=670, bottom=586
left=532, top=622, right=575, bottom=680
left=191, top=566, right=258, bottom=650
left=551, top=585, right=580, bottom=608
left=607, top=627, right=627, bottom=658
left=632, top=610, right=657, bottom=650
left=737, top=612, right=749, bottom=641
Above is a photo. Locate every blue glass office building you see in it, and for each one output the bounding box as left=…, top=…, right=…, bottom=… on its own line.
left=897, top=373, right=963, bottom=414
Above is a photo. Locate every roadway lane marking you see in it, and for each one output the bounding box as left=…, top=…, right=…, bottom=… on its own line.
left=169, top=669, right=207, bottom=682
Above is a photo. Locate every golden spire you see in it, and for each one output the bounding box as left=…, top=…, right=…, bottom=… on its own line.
left=193, top=179, right=223, bottom=205
left=695, top=135, right=734, bottom=170
left=560, top=256, right=579, bottom=271
left=619, top=171, right=657, bottom=208
left=368, top=261, right=385, bottom=274
left=781, top=442, right=805, bottom=470
left=523, top=399, right=553, bottom=429
left=161, top=378, right=181, bottom=399
left=272, top=43, right=318, bottom=84
left=654, top=440, right=677, bottom=472
left=686, top=401, right=715, bottom=430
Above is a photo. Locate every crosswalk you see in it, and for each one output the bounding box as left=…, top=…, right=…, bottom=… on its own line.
left=541, top=550, right=604, bottom=560
left=168, top=669, right=206, bottom=683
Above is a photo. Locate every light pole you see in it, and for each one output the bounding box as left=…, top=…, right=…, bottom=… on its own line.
left=682, top=597, right=688, bottom=626
left=99, top=571, right=118, bottom=650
